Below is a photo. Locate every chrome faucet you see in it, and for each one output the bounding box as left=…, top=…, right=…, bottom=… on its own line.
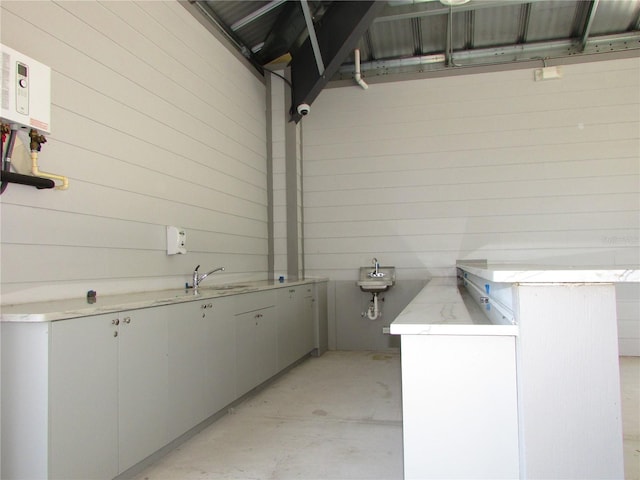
left=192, top=265, right=225, bottom=290
left=371, top=257, right=383, bottom=277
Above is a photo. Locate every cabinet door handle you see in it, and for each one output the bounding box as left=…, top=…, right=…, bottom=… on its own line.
left=112, top=318, right=120, bottom=325
left=113, top=331, right=118, bottom=337
left=123, top=317, right=131, bottom=324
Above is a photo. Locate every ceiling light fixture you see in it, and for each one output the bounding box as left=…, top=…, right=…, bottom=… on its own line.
left=440, top=0, right=471, bottom=6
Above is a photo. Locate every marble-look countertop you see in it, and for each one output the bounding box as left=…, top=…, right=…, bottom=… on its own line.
left=0, top=278, right=326, bottom=323
left=456, top=261, right=640, bottom=283
left=390, top=277, right=518, bottom=336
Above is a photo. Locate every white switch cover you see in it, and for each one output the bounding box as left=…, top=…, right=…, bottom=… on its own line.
left=167, top=226, right=186, bottom=255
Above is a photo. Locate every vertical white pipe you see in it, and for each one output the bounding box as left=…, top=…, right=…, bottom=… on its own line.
left=354, top=49, right=368, bottom=90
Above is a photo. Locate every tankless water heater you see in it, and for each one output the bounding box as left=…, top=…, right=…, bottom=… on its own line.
left=1, top=44, right=51, bottom=134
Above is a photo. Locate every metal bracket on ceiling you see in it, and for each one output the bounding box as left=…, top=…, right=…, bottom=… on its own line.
left=300, top=0, right=325, bottom=76
left=230, top=0, right=288, bottom=32
left=579, top=0, right=600, bottom=52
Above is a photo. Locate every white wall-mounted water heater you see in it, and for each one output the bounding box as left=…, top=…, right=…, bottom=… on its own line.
left=1, top=44, right=51, bottom=134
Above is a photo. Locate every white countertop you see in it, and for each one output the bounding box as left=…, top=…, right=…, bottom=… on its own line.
left=456, top=261, right=640, bottom=283
left=390, top=277, right=518, bottom=336
left=0, top=279, right=325, bottom=323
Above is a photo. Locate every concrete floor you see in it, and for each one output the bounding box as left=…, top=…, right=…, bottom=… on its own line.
left=133, top=352, right=639, bottom=480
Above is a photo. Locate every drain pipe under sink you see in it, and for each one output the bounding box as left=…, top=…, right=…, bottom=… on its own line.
left=367, top=292, right=380, bottom=320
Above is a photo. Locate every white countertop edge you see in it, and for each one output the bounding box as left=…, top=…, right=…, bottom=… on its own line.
left=456, top=261, right=640, bottom=283
left=391, top=276, right=517, bottom=336
left=390, top=323, right=518, bottom=336
left=1, top=278, right=328, bottom=323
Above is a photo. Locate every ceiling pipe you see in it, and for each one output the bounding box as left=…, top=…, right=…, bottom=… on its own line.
left=354, top=49, right=369, bottom=90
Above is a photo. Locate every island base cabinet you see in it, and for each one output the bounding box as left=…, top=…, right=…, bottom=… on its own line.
left=400, top=334, right=519, bottom=480
left=516, top=283, right=624, bottom=479
left=50, top=315, right=119, bottom=480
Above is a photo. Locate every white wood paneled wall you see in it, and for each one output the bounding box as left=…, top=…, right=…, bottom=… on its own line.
left=0, top=1, right=268, bottom=304
left=303, top=58, right=640, bottom=355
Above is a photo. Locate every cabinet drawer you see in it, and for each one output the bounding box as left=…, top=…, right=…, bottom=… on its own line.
left=234, top=290, right=276, bottom=315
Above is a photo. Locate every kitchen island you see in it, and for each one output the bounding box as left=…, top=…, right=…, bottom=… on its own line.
left=391, top=261, right=639, bottom=480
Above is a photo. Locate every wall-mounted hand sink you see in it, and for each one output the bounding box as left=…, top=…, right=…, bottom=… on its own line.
left=357, top=266, right=396, bottom=292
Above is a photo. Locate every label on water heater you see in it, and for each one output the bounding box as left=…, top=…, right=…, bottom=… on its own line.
left=15, top=61, right=29, bottom=115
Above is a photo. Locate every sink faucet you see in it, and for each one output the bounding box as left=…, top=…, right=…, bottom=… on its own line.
left=192, top=265, right=225, bottom=290
left=373, top=257, right=380, bottom=275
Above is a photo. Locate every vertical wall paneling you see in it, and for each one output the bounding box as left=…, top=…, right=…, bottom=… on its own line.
left=0, top=1, right=268, bottom=303
left=303, top=58, right=640, bottom=354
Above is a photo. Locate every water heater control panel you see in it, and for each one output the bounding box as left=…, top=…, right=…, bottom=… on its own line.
left=1, top=44, right=51, bottom=134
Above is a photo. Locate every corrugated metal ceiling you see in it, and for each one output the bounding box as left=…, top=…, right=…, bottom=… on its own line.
left=192, top=0, right=640, bottom=80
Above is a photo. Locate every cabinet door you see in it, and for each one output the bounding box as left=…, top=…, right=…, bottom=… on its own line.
left=118, top=308, right=169, bottom=473
left=313, top=282, right=329, bottom=355
left=276, top=288, right=297, bottom=370
left=204, top=296, right=237, bottom=416
left=235, top=310, right=258, bottom=397
left=235, top=306, right=277, bottom=396
left=166, top=301, right=207, bottom=439
left=50, top=314, right=119, bottom=480
left=302, top=287, right=315, bottom=355
left=254, top=306, right=277, bottom=385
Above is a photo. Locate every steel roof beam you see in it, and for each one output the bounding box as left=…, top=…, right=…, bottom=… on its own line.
left=290, top=0, right=385, bottom=122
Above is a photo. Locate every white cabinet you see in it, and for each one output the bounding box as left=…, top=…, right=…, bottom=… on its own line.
left=11, top=307, right=168, bottom=480
left=49, top=314, right=119, bottom=480
left=276, top=285, right=314, bottom=370
left=235, top=291, right=277, bottom=396
left=203, top=296, right=236, bottom=417
left=117, top=308, right=169, bottom=473
left=166, top=296, right=237, bottom=438
left=167, top=301, right=207, bottom=439
left=1, top=281, right=326, bottom=480
left=400, top=335, right=519, bottom=480
left=313, top=281, right=328, bottom=356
